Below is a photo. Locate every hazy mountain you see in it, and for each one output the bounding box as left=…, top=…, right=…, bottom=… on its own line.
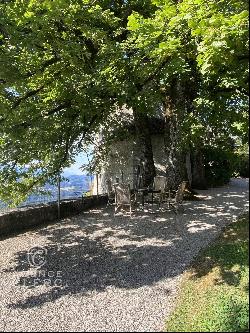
left=29, top=174, right=94, bottom=204
left=0, top=175, right=94, bottom=211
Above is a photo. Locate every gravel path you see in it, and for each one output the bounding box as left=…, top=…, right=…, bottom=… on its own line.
left=0, top=178, right=248, bottom=332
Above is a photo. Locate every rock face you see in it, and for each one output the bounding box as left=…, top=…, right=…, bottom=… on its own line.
left=92, top=133, right=168, bottom=194
left=92, top=132, right=209, bottom=194
left=91, top=109, right=206, bottom=194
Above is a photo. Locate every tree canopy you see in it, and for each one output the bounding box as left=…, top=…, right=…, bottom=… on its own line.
left=0, top=0, right=248, bottom=204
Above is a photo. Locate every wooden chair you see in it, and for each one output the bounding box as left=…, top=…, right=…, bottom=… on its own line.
left=168, top=181, right=188, bottom=213
left=113, top=183, right=132, bottom=217
left=153, top=176, right=169, bottom=207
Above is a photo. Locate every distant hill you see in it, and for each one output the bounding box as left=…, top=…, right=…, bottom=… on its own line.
left=34, top=174, right=94, bottom=202
left=0, top=174, right=94, bottom=212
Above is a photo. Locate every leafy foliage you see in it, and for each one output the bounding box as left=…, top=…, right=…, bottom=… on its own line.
left=203, top=146, right=236, bottom=186
left=0, top=0, right=122, bottom=203
left=0, top=0, right=248, bottom=203
left=233, top=144, right=249, bottom=178
left=126, top=0, right=249, bottom=146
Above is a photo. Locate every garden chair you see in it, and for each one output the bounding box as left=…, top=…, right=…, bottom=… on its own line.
left=153, top=176, right=170, bottom=207
left=113, top=183, right=132, bottom=217
left=168, top=181, right=188, bottom=214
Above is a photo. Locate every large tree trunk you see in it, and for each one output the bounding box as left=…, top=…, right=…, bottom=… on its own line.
left=133, top=108, right=156, bottom=187
left=163, top=81, right=187, bottom=190
left=163, top=59, right=205, bottom=190
left=191, top=149, right=207, bottom=189
left=185, top=150, right=192, bottom=185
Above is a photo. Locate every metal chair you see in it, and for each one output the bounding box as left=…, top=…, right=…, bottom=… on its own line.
left=113, top=183, right=132, bottom=217
left=168, top=181, right=188, bottom=213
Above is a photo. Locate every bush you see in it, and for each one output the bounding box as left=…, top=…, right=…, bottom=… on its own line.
left=234, top=152, right=249, bottom=178
left=203, top=147, right=236, bottom=186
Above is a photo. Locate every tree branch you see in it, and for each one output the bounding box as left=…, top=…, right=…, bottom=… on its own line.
left=24, top=56, right=60, bottom=78
left=12, top=86, right=45, bottom=109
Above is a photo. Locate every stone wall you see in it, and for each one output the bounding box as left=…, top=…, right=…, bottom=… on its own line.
left=0, top=195, right=108, bottom=237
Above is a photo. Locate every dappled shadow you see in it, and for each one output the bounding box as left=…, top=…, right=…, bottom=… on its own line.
left=1, top=178, right=248, bottom=310
left=3, top=211, right=189, bottom=309
left=188, top=214, right=249, bottom=288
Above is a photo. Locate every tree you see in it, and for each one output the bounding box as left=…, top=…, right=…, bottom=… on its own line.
left=0, top=0, right=118, bottom=203
left=125, top=0, right=248, bottom=187
left=0, top=0, right=248, bottom=203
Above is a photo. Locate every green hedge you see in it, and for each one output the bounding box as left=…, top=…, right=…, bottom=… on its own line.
left=234, top=152, right=249, bottom=178
left=204, top=147, right=235, bottom=186
left=203, top=147, right=249, bottom=187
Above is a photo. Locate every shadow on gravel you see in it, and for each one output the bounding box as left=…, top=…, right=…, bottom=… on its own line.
left=3, top=181, right=249, bottom=309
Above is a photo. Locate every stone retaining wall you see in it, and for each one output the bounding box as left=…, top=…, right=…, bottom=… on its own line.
left=0, top=195, right=108, bottom=237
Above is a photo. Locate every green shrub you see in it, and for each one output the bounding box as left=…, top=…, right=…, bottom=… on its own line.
left=203, top=147, right=236, bottom=186
left=234, top=152, right=249, bottom=178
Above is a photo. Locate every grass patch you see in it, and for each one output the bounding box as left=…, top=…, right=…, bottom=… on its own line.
left=166, top=214, right=249, bottom=332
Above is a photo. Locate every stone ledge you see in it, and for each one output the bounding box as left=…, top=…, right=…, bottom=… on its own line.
left=0, top=195, right=108, bottom=237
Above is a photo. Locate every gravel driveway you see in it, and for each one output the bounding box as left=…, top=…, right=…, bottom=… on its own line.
left=0, top=178, right=248, bottom=332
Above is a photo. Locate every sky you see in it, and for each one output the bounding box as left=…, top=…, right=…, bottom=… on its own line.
left=62, top=153, right=90, bottom=176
